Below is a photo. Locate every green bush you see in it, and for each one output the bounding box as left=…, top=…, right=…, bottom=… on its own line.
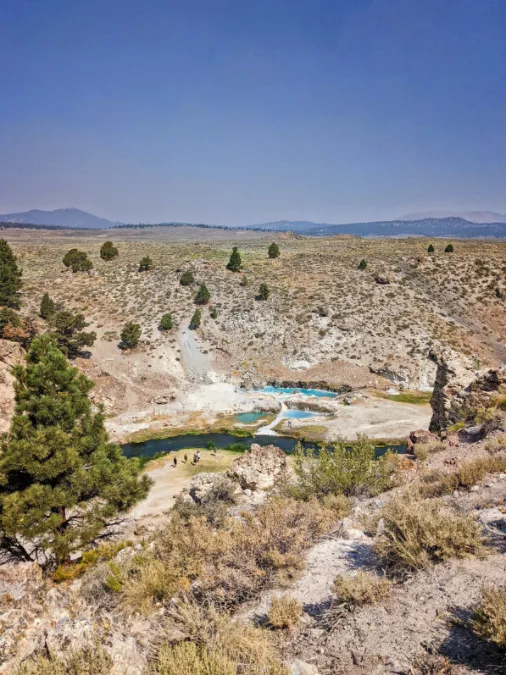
left=139, top=255, right=152, bottom=271
left=40, top=292, right=55, bottom=320
left=227, top=247, right=242, bottom=272
left=427, top=244, right=435, bottom=253
left=259, top=283, right=270, bottom=300
left=180, top=270, right=195, bottom=286
left=62, top=249, right=92, bottom=273
left=358, top=259, right=367, bottom=270
left=194, top=283, right=211, bottom=305
left=268, top=242, right=280, bottom=259
left=100, top=241, right=118, bottom=261
left=120, top=322, right=142, bottom=349
left=160, top=312, right=173, bottom=331
left=189, top=308, right=201, bottom=329
left=445, top=243, right=454, bottom=253
left=470, top=587, right=506, bottom=649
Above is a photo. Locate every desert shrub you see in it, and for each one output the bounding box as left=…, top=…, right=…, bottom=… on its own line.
left=154, top=599, right=287, bottom=674
left=160, top=312, right=173, bottom=331
left=268, top=242, right=280, bottom=259
left=445, top=244, right=454, bottom=253
left=240, top=275, right=248, bottom=286
left=15, top=642, right=112, bottom=675
left=123, top=497, right=337, bottom=614
left=120, top=321, right=142, bottom=349
left=420, top=454, right=506, bottom=497
left=194, top=283, right=211, bottom=305
left=427, top=244, right=435, bottom=254
left=413, top=440, right=446, bottom=461
left=373, top=496, right=485, bottom=574
left=291, top=437, right=400, bottom=500
left=410, top=653, right=455, bottom=674
left=139, top=255, right=153, bottom=271
left=332, top=572, right=391, bottom=608
left=268, top=595, right=302, bottom=629
left=180, top=270, right=195, bottom=286
left=63, top=249, right=92, bottom=273
left=358, top=259, right=367, bottom=270
left=40, top=292, right=55, bottom=320
left=470, top=587, right=506, bottom=649
left=485, top=433, right=506, bottom=454
left=209, top=306, right=218, bottom=319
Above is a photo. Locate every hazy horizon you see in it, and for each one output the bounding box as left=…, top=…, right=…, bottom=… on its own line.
left=1, top=0, right=505, bottom=224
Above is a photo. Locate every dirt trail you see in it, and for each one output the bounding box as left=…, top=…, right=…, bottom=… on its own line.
left=178, top=322, right=212, bottom=384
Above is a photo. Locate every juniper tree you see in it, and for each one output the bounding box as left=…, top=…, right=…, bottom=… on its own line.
left=227, top=247, right=242, bottom=272
left=100, top=241, right=119, bottom=261
left=445, top=243, right=454, bottom=253
left=0, top=239, right=22, bottom=308
left=120, top=322, right=142, bottom=349
left=160, top=313, right=173, bottom=331
left=427, top=244, right=435, bottom=254
left=259, top=283, right=270, bottom=300
left=189, top=308, right=201, bottom=329
left=358, top=259, right=367, bottom=270
left=51, top=309, right=96, bottom=358
left=194, top=283, right=211, bottom=305
left=0, top=335, right=151, bottom=566
left=62, top=249, right=92, bottom=273
left=40, top=293, right=56, bottom=320
left=268, top=242, right=280, bottom=259
left=138, top=256, right=153, bottom=271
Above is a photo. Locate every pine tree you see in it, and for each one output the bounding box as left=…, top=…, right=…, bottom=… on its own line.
left=268, top=242, right=280, bottom=259
left=189, top=308, right=201, bottom=329
left=139, top=256, right=153, bottom=271
left=358, top=259, right=367, bottom=270
left=100, top=241, right=119, bottom=261
left=227, top=247, right=242, bottom=272
left=120, top=322, right=142, bottom=349
left=445, top=243, right=454, bottom=253
left=427, top=244, right=435, bottom=254
left=194, top=283, right=211, bottom=305
left=0, top=239, right=22, bottom=308
left=51, top=309, right=96, bottom=358
left=259, top=283, right=270, bottom=300
left=160, top=313, right=173, bottom=331
left=40, top=293, right=56, bottom=320
left=0, top=335, right=151, bottom=565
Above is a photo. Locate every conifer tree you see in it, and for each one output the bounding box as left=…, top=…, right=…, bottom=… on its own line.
left=40, top=293, right=56, bottom=320
left=180, top=270, right=195, bottom=286
left=444, top=243, right=454, bottom=253
left=0, top=239, right=22, bottom=308
left=427, top=244, right=435, bottom=254
left=100, top=241, right=119, bottom=261
left=120, top=322, right=142, bottom=349
left=268, top=242, right=280, bottom=259
left=189, top=308, right=201, bottom=329
left=160, top=313, right=173, bottom=331
left=51, top=309, right=96, bottom=358
left=259, top=283, right=270, bottom=300
left=0, top=335, right=151, bottom=565
left=358, top=259, right=367, bottom=270
left=62, top=249, right=92, bottom=273
left=194, top=283, right=211, bottom=305
left=227, top=247, right=242, bottom=272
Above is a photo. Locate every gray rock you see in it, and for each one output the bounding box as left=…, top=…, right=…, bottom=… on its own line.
left=290, top=660, right=319, bottom=675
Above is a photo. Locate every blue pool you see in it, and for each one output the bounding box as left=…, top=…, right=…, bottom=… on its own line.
left=260, top=386, right=337, bottom=398
left=234, top=412, right=267, bottom=424
left=282, top=409, right=321, bottom=419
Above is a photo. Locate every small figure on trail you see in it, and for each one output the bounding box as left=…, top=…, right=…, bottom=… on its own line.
left=195, top=450, right=201, bottom=463
left=184, top=454, right=188, bottom=463
left=173, top=456, right=178, bottom=468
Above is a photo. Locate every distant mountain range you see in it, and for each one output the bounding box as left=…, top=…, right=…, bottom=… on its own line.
left=3, top=207, right=506, bottom=238
left=0, top=208, right=119, bottom=229
left=399, top=210, right=506, bottom=224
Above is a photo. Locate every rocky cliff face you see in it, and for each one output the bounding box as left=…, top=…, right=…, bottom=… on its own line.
left=429, top=347, right=506, bottom=433
left=0, top=339, right=24, bottom=434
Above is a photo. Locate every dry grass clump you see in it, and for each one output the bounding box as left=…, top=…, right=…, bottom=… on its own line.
left=123, top=497, right=339, bottom=614
left=470, top=587, right=506, bottom=649
left=485, top=433, right=506, bottom=454
left=153, top=598, right=287, bottom=674
left=15, top=643, right=112, bottom=675
left=267, top=595, right=302, bottom=629
left=373, top=496, right=486, bottom=574
left=419, top=454, right=506, bottom=498
left=332, top=572, right=391, bottom=608
left=410, top=653, right=455, bottom=674
left=413, top=441, right=446, bottom=461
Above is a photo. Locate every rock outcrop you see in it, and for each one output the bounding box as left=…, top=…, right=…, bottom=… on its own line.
left=429, top=347, right=506, bottom=433
left=228, top=443, right=288, bottom=491
left=0, top=339, right=24, bottom=434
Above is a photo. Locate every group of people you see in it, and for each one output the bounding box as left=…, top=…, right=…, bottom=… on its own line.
left=172, top=450, right=201, bottom=468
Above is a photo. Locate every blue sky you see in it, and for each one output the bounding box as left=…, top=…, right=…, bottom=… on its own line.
left=0, top=0, right=505, bottom=224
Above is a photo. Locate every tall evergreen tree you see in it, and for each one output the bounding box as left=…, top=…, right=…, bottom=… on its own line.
left=268, top=242, right=280, bottom=259
left=51, top=310, right=96, bottom=358
left=0, top=239, right=22, bottom=308
left=40, top=293, right=56, bottom=320
left=0, top=336, right=151, bottom=565
left=194, top=283, right=211, bottom=305
left=227, top=247, right=242, bottom=272
left=100, top=241, right=119, bottom=261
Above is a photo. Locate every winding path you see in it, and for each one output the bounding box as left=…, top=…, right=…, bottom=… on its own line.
left=178, top=322, right=211, bottom=384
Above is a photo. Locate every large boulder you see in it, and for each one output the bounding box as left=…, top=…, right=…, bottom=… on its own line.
left=185, top=472, right=240, bottom=505
left=0, top=339, right=24, bottom=435
left=429, top=347, right=506, bottom=433
left=228, top=443, right=287, bottom=491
